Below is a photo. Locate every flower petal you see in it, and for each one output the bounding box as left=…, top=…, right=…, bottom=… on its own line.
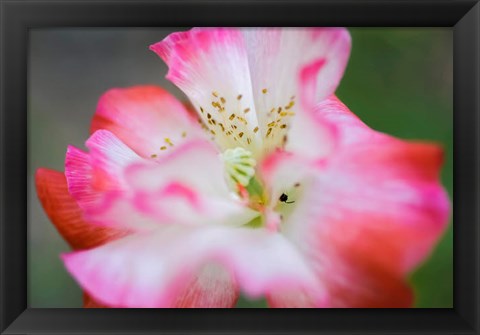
left=285, top=108, right=338, bottom=161
left=314, top=140, right=449, bottom=274
left=63, top=226, right=320, bottom=308
left=243, top=28, right=351, bottom=123
left=151, top=28, right=350, bottom=156
left=126, top=140, right=228, bottom=197
left=91, top=85, right=206, bottom=158
left=83, top=292, right=109, bottom=308
left=261, top=138, right=449, bottom=307
left=37, top=168, right=240, bottom=308
left=151, top=28, right=261, bottom=153
left=242, top=28, right=349, bottom=155
left=35, top=168, right=129, bottom=250
left=65, top=130, right=142, bottom=210
left=173, top=264, right=239, bottom=308
left=83, top=264, right=239, bottom=308
left=84, top=139, right=258, bottom=230
left=267, top=265, right=413, bottom=308
left=314, top=95, right=389, bottom=147
left=260, top=150, right=316, bottom=205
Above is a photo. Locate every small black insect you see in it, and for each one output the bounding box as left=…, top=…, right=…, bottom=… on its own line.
left=279, top=193, right=295, bottom=204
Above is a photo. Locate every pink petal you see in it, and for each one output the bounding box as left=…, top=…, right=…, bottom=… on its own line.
left=316, top=141, right=449, bottom=277
left=285, top=43, right=353, bottom=161
left=151, top=28, right=350, bottom=155
left=284, top=107, right=339, bottom=161
left=85, top=140, right=257, bottom=230
left=151, top=29, right=250, bottom=97
left=62, top=226, right=321, bottom=308
left=126, top=140, right=229, bottom=197
left=260, top=150, right=316, bottom=204
left=123, top=140, right=259, bottom=226
left=267, top=266, right=413, bottom=308
left=261, top=139, right=449, bottom=308
left=243, top=28, right=351, bottom=115
left=82, top=190, right=167, bottom=232
left=151, top=28, right=262, bottom=153
left=37, top=169, right=238, bottom=308
left=65, top=130, right=142, bottom=210
left=173, top=264, right=239, bottom=308
left=243, top=28, right=349, bottom=155
left=83, top=265, right=239, bottom=308
left=35, top=168, right=129, bottom=250
left=91, top=85, right=206, bottom=158
left=313, top=95, right=388, bottom=146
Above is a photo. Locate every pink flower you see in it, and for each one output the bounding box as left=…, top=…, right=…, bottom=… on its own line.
left=36, top=28, right=450, bottom=308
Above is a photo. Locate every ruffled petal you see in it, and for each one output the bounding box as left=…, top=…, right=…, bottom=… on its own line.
left=83, top=264, right=238, bottom=308
left=261, top=137, right=449, bottom=307
left=84, top=139, right=258, bottom=231
left=125, top=140, right=228, bottom=197
left=173, top=264, right=239, bottom=308
left=243, top=28, right=351, bottom=131
left=285, top=107, right=339, bottom=162
left=35, top=168, right=129, bottom=250
left=151, top=28, right=261, bottom=153
left=267, top=265, right=413, bottom=308
left=317, top=140, right=449, bottom=273
left=151, top=28, right=350, bottom=156
left=252, top=29, right=350, bottom=160
left=313, top=95, right=389, bottom=147
left=91, top=85, right=206, bottom=158
left=65, top=130, right=142, bottom=210
left=37, top=169, right=241, bottom=308
left=62, top=226, right=320, bottom=308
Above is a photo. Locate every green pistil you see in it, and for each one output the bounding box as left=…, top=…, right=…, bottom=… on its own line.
left=245, top=176, right=264, bottom=198
left=244, top=215, right=264, bottom=229
left=222, top=147, right=256, bottom=187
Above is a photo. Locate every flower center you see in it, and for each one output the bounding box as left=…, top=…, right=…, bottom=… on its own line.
left=197, top=89, right=297, bottom=155
left=222, top=147, right=256, bottom=187
left=221, top=146, right=268, bottom=210
left=206, top=89, right=301, bottom=230
left=222, top=146, right=304, bottom=231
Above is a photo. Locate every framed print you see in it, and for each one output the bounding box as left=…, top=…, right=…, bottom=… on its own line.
left=29, top=27, right=454, bottom=310
left=1, top=0, right=479, bottom=334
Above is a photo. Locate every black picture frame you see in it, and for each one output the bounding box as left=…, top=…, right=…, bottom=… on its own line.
left=1, top=0, right=479, bottom=334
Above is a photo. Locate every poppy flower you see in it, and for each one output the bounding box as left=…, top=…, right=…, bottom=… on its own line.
left=36, top=28, right=449, bottom=308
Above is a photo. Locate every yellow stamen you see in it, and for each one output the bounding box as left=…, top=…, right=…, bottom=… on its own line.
left=165, top=138, right=173, bottom=146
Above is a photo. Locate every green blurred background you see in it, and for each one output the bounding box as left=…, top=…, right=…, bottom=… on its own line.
left=28, top=28, right=452, bottom=308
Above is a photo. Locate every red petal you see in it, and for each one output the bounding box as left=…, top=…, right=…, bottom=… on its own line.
left=83, top=292, right=109, bottom=308
left=35, top=168, right=129, bottom=250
